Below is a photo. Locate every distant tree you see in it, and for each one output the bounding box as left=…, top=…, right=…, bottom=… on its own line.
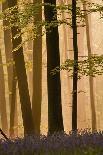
left=7, top=0, right=34, bottom=135
left=72, top=0, right=78, bottom=131
left=2, top=0, right=13, bottom=112
left=83, top=1, right=97, bottom=131
left=32, top=0, right=42, bottom=135
left=9, top=67, right=18, bottom=137
left=0, top=50, right=8, bottom=134
left=2, top=0, right=18, bottom=137
left=44, top=0, right=64, bottom=134
left=60, top=0, right=72, bottom=107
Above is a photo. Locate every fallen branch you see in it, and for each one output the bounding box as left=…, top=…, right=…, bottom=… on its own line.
left=0, top=128, right=9, bottom=141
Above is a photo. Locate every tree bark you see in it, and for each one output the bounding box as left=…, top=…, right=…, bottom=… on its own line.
left=32, top=0, right=42, bottom=135
left=72, top=0, right=78, bottom=131
left=44, top=0, right=64, bottom=134
left=7, top=0, right=34, bottom=135
left=2, top=0, right=18, bottom=137
left=60, top=0, right=71, bottom=105
left=83, top=2, right=96, bottom=131
left=0, top=50, right=8, bottom=134
left=9, top=67, right=18, bottom=137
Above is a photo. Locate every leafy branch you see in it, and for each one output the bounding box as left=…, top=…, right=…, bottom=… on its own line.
left=51, top=55, right=103, bottom=79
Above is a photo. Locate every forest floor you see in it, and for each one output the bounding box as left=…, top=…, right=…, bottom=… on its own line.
left=0, top=129, right=103, bottom=155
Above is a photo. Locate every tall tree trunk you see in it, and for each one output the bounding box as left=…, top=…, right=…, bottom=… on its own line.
left=7, top=0, right=34, bottom=135
left=61, top=0, right=72, bottom=103
left=9, top=67, right=18, bottom=137
left=44, top=0, right=64, bottom=134
left=76, top=2, right=87, bottom=129
left=2, top=0, right=18, bottom=137
left=0, top=50, right=8, bottom=134
left=60, top=0, right=72, bottom=131
left=2, top=1, right=13, bottom=108
left=28, top=41, right=33, bottom=102
left=83, top=2, right=96, bottom=131
left=77, top=26, right=87, bottom=128
left=32, top=0, right=42, bottom=135
left=72, top=0, right=78, bottom=131
left=14, top=96, right=18, bottom=136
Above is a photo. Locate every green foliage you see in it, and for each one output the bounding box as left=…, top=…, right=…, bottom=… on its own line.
left=0, top=1, right=103, bottom=77
left=1, top=1, right=103, bottom=35
left=51, top=55, right=103, bottom=79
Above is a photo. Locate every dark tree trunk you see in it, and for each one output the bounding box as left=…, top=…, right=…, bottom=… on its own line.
left=7, top=0, right=34, bottom=135
left=72, top=0, right=78, bottom=131
left=32, top=0, right=42, bottom=135
left=44, top=0, right=64, bottom=134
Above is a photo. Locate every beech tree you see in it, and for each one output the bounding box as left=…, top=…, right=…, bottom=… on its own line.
left=83, top=1, right=97, bottom=131
left=72, top=0, right=78, bottom=131
left=2, top=0, right=18, bottom=137
left=0, top=50, right=8, bottom=134
left=44, top=0, right=64, bottom=134
left=32, top=0, right=42, bottom=135
left=7, top=0, right=34, bottom=135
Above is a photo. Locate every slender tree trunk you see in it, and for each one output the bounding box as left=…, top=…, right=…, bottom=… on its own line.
left=14, top=96, right=18, bottom=136
left=59, top=0, right=72, bottom=131
left=60, top=0, right=71, bottom=104
left=60, top=0, right=68, bottom=59
left=9, top=67, right=18, bottom=137
left=0, top=50, right=8, bottom=134
left=72, top=0, right=78, bottom=131
left=7, top=0, right=34, bottom=135
left=44, top=0, right=64, bottom=134
left=2, top=1, right=13, bottom=107
left=2, top=0, right=18, bottom=137
left=32, top=0, right=42, bottom=135
left=77, top=26, right=87, bottom=128
left=28, top=41, right=33, bottom=101
left=83, top=2, right=96, bottom=131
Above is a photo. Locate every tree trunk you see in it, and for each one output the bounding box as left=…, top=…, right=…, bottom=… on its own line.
left=60, top=0, right=72, bottom=104
left=2, top=1, right=13, bottom=108
left=77, top=25, right=87, bottom=128
left=83, top=2, right=96, bottom=131
left=72, top=0, right=78, bottom=131
left=7, top=0, right=34, bottom=135
left=32, top=0, right=42, bottom=135
left=59, top=0, right=72, bottom=131
left=2, top=0, right=18, bottom=137
left=44, top=0, right=64, bottom=134
left=9, top=67, right=18, bottom=137
left=0, top=50, right=8, bottom=134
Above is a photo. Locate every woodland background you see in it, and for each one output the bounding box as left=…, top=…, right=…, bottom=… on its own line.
left=0, top=0, right=103, bottom=138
